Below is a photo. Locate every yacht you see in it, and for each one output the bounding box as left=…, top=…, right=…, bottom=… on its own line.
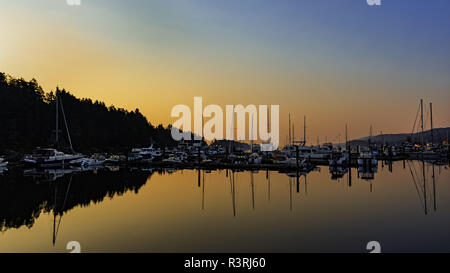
left=24, top=148, right=83, bottom=168
left=282, top=145, right=331, bottom=159
left=70, top=154, right=105, bottom=167
left=24, top=91, right=83, bottom=168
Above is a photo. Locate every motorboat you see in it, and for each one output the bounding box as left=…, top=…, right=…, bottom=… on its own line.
left=70, top=154, right=105, bottom=167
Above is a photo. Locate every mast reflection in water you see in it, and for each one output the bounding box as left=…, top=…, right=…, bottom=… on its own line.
left=0, top=160, right=449, bottom=253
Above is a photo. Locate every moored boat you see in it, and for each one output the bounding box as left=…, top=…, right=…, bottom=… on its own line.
left=24, top=148, right=83, bottom=168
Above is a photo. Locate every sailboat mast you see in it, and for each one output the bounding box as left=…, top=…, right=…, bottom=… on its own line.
left=288, top=114, right=291, bottom=146
left=303, top=115, right=306, bottom=146
left=420, top=99, right=424, bottom=147
left=55, top=92, right=59, bottom=146
left=292, top=124, right=295, bottom=144
left=430, top=102, right=433, bottom=146
left=251, top=114, right=254, bottom=150
left=345, top=123, right=348, bottom=149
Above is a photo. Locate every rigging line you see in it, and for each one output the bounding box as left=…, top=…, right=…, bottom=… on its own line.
left=58, top=94, right=74, bottom=153
left=411, top=102, right=420, bottom=136
left=407, top=161, right=425, bottom=210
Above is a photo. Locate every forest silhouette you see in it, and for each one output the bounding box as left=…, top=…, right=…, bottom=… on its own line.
left=0, top=72, right=176, bottom=158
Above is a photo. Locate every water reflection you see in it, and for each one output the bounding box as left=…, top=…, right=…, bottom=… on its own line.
left=0, top=167, right=151, bottom=233
left=0, top=160, right=449, bottom=252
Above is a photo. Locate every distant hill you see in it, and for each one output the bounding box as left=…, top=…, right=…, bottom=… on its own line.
left=348, top=127, right=450, bottom=147
left=213, top=139, right=251, bottom=152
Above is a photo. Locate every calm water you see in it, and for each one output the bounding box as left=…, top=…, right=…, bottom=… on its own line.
left=0, top=161, right=449, bottom=253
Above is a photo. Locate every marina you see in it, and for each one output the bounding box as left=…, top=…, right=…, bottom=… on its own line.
left=3, top=95, right=447, bottom=173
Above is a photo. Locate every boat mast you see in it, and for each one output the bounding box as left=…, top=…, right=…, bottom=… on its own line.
left=345, top=123, right=348, bottom=150
left=430, top=102, right=433, bottom=146
left=303, top=115, right=306, bottom=146
left=251, top=114, right=254, bottom=151
left=420, top=99, right=424, bottom=148
left=292, top=124, right=295, bottom=144
left=288, top=114, right=291, bottom=146
left=55, top=91, right=59, bottom=147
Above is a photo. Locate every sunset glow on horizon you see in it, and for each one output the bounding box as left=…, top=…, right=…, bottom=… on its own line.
left=1, top=0, right=449, bottom=143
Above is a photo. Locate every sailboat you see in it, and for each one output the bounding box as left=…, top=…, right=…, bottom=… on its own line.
left=408, top=100, right=445, bottom=160
left=24, top=91, right=83, bottom=168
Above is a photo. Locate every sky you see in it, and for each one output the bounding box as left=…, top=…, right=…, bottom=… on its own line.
left=1, top=0, right=449, bottom=144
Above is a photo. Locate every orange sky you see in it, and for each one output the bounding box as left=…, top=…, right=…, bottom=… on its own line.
left=1, top=1, right=449, bottom=143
